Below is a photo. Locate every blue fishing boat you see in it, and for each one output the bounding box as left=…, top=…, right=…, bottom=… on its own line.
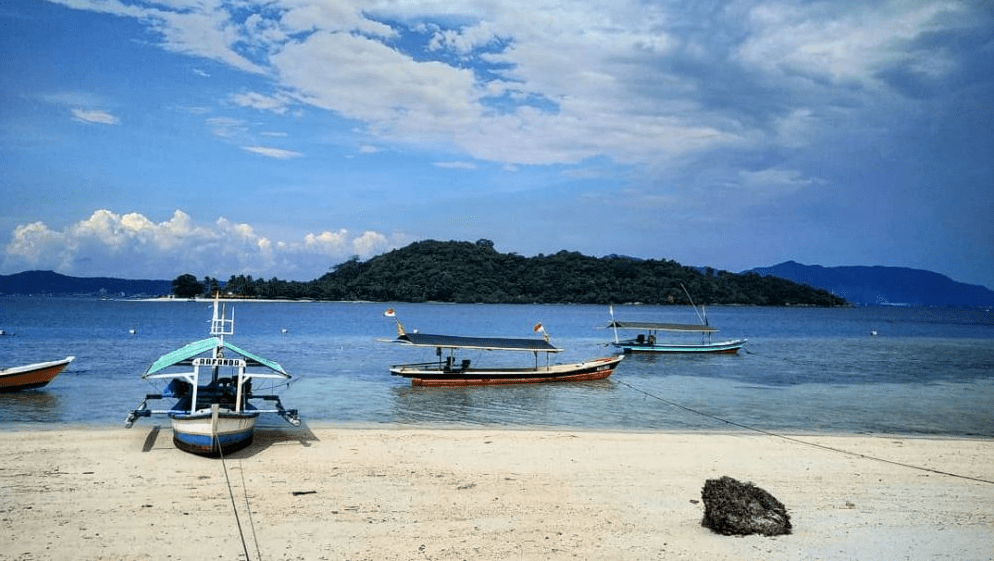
left=125, top=297, right=299, bottom=455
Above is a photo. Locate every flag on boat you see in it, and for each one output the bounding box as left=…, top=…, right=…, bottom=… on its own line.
left=384, top=308, right=396, bottom=317
left=534, top=322, right=549, bottom=342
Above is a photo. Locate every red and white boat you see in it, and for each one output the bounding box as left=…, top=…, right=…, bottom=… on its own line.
left=385, top=310, right=623, bottom=387
left=0, top=356, right=74, bottom=392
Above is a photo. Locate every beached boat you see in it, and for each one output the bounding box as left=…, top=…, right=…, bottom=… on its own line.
left=0, top=356, right=74, bottom=392
left=125, top=297, right=299, bottom=456
left=385, top=310, right=623, bottom=386
left=606, top=301, right=746, bottom=354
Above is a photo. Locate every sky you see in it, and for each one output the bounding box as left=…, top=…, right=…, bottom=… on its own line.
left=1, top=1, right=992, bottom=288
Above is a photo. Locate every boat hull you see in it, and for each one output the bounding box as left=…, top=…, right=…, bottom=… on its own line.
left=391, top=356, right=623, bottom=387
left=168, top=409, right=260, bottom=456
left=616, top=339, right=746, bottom=354
left=0, top=357, right=74, bottom=392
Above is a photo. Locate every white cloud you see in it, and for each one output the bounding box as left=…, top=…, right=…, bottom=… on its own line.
left=241, top=145, right=303, bottom=159
left=737, top=1, right=966, bottom=85
left=433, top=161, right=476, bottom=170
left=1, top=209, right=403, bottom=280
left=207, top=116, right=248, bottom=138
left=44, top=0, right=984, bottom=171
left=231, top=91, right=293, bottom=114
left=70, top=108, right=119, bottom=125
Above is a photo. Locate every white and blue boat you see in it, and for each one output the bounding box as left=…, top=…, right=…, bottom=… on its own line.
left=606, top=295, right=746, bottom=355
left=126, top=297, right=299, bottom=456
left=606, top=319, right=746, bottom=354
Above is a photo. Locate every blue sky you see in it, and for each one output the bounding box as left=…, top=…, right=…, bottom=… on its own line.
left=2, top=1, right=992, bottom=288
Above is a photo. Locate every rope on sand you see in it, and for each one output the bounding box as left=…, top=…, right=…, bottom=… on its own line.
left=617, top=379, right=994, bottom=485
left=217, top=437, right=261, bottom=561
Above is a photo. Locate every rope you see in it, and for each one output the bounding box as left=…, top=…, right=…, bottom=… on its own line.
left=217, top=437, right=258, bottom=561
left=616, top=379, right=994, bottom=485
left=240, top=459, right=263, bottom=561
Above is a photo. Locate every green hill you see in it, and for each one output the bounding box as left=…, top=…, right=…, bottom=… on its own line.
left=242, top=239, right=845, bottom=306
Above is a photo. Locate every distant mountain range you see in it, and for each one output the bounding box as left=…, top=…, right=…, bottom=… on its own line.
left=3, top=262, right=993, bottom=307
left=748, top=261, right=994, bottom=308
left=0, top=270, right=171, bottom=297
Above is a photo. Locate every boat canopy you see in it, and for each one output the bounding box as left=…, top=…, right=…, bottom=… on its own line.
left=606, top=320, right=719, bottom=333
left=144, top=336, right=289, bottom=377
left=395, top=332, right=562, bottom=352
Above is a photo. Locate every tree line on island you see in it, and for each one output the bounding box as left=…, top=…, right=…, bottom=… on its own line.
left=172, top=239, right=847, bottom=306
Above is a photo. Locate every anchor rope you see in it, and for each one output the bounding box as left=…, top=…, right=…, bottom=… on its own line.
left=240, top=459, right=263, bottom=561
left=217, top=437, right=258, bottom=560
left=616, top=378, right=994, bottom=485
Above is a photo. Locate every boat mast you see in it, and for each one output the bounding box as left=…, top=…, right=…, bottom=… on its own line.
left=680, top=284, right=707, bottom=326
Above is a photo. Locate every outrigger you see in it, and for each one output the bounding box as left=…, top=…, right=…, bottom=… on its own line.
left=126, top=297, right=299, bottom=455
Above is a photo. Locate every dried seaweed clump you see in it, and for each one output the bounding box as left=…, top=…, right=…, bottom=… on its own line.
left=701, top=476, right=792, bottom=536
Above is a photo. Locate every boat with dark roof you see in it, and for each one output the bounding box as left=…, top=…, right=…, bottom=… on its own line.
left=384, top=309, right=623, bottom=387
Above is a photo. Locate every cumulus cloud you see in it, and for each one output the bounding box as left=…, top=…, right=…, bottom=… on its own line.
left=1, top=210, right=403, bottom=280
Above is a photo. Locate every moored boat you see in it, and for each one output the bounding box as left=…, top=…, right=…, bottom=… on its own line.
left=605, top=320, right=746, bottom=354
left=385, top=309, right=623, bottom=386
left=125, top=297, right=299, bottom=456
left=606, top=291, right=746, bottom=354
left=0, top=356, right=74, bottom=392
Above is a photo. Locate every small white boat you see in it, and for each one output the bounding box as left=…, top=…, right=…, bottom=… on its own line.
left=0, top=356, right=74, bottom=392
left=605, top=320, right=746, bottom=354
left=385, top=310, right=623, bottom=387
left=606, top=291, right=746, bottom=354
left=126, top=297, right=299, bottom=456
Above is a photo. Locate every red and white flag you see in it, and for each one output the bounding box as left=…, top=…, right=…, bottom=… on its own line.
left=533, top=322, right=545, bottom=333
left=384, top=308, right=396, bottom=317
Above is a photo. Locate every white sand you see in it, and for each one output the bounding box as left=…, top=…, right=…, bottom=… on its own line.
left=1, top=425, right=992, bottom=560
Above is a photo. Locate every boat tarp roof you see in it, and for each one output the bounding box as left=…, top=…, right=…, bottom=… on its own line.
left=145, top=337, right=289, bottom=377
left=395, top=332, right=562, bottom=352
left=606, top=320, right=719, bottom=333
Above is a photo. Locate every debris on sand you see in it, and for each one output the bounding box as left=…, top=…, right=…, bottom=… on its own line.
left=701, top=476, right=791, bottom=536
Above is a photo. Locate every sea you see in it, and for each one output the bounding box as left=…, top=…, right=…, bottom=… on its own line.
left=1, top=297, right=992, bottom=437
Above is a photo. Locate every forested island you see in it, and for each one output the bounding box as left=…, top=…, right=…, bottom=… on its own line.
left=175, top=239, right=846, bottom=306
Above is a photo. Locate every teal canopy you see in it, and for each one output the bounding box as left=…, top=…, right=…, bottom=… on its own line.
left=144, top=337, right=289, bottom=377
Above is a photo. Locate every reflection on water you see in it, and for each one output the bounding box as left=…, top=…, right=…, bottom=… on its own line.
left=0, top=391, right=63, bottom=423
left=388, top=379, right=616, bottom=427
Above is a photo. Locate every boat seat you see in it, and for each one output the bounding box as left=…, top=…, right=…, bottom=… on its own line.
left=461, top=359, right=471, bottom=370
left=636, top=334, right=645, bottom=344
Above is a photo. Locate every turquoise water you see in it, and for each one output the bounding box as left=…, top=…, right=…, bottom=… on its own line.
left=1, top=298, right=992, bottom=436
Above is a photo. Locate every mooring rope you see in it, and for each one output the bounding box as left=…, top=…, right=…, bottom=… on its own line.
left=616, top=379, right=994, bottom=485
left=240, top=459, right=263, bottom=561
left=217, top=437, right=258, bottom=561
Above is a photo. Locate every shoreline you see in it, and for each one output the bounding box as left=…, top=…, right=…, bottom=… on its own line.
left=2, top=426, right=991, bottom=560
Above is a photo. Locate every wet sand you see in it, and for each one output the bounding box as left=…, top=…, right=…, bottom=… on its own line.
left=1, top=425, right=992, bottom=560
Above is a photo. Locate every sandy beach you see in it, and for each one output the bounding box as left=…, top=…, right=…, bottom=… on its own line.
left=1, top=425, right=992, bottom=560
